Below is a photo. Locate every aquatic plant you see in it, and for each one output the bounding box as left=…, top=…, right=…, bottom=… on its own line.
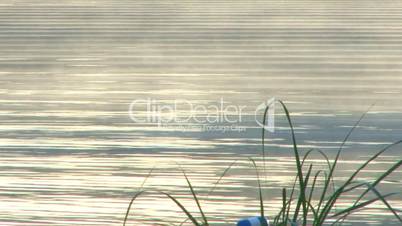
left=123, top=100, right=402, bottom=226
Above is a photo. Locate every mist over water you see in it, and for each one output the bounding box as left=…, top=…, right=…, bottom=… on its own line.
left=0, top=0, right=401, bottom=225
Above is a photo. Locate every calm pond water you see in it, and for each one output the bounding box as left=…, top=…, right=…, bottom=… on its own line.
left=0, top=0, right=401, bottom=225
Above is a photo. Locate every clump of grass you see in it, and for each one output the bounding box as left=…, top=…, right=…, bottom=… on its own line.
left=123, top=100, right=402, bottom=225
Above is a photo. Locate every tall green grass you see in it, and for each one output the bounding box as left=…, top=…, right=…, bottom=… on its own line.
left=123, top=100, right=402, bottom=225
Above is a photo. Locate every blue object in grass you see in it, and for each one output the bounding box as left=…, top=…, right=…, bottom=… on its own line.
left=237, top=216, right=269, bottom=226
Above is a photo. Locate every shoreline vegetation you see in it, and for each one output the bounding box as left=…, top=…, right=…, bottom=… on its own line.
left=123, top=100, right=402, bottom=226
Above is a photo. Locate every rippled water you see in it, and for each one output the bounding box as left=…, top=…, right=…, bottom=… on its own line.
left=0, top=0, right=402, bottom=225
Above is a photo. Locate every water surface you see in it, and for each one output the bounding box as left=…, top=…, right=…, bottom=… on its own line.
left=0, top=0, right=402, bottom=225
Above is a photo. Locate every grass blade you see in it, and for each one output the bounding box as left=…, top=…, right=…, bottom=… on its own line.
left=206, top=160, right=238, bottom=197
left=182, top=170, right=209, bottom=226
left=179, top=160, right=239, bottom=226
left=333, top=182, right=402, bottom=224
left=278, top=100, right=308, bottom=226
left=316, top=107, right=372, bottom=220
left=293, top=164, right=313, bottom=223
left=123, top=190, right=146, bottom=226
left=282, top=188, right=287, bottom=223
left=123, top=167, right=155, bottom=226
left=316, top=140, right=402, bottom=225
left=331, top=192, right=397, bottom=219
left=306, top=170, right=328, bottom=220
left=123, top=190, right=201, bottom=226
left=318, top=160, right=402, bottom=225
left=250, top=158, right=265, bottom=218
left=260, top=100, right=310, bottom=225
